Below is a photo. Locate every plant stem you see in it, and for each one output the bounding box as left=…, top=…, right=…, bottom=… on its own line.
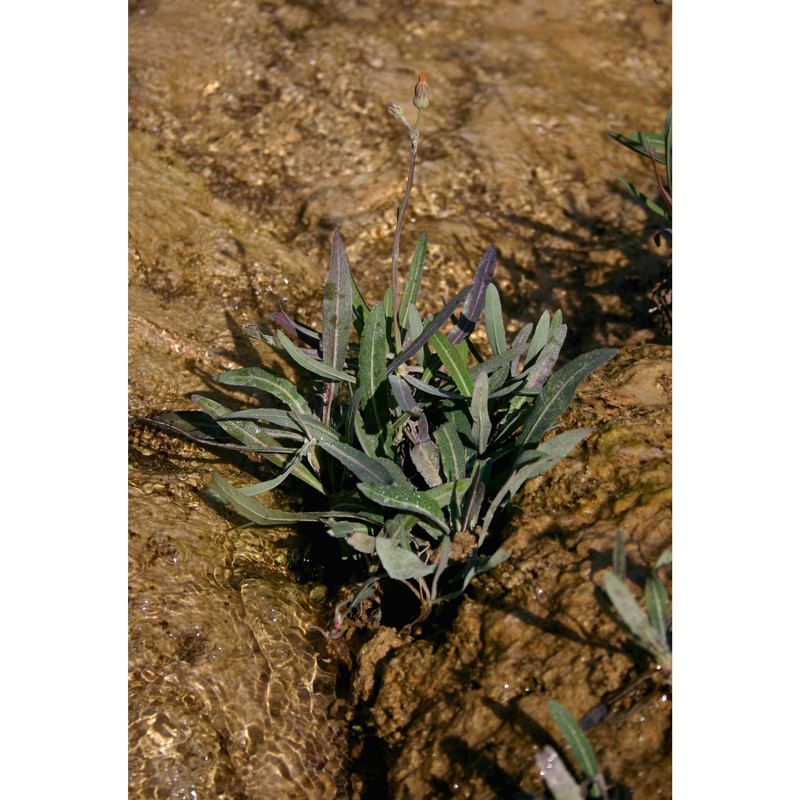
left=390, top=112, right=422, bottom=353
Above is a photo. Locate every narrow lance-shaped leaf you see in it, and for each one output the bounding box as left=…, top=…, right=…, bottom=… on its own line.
left=480, top=428, right=592, bottom=539
left=399, top=232, right=427, bottom=330
left=387, top=286, right=471, bottom=373
left=608, top=129, right=666, bottom=163
left=238, top=441, right=316, bottom=495
left=322, top=229, right=354, bottom=372
left=267, top=310, right=320, bottom=348
left=449, top=245, right=497, bottom=344
left=277, top=330, right=356, bottom=383
left=603, top=572, right=671, bottom=671
left=468, top=342, right=529, bottom=382
left=403, top=374, right=463, bottom=400
left=548, top=701, right=602, bottom=788
left=216, top=367, right=313, bottom=416
left=527, top=310, right=551, bottom=362
left=484, top=282, right=506, bottom=355
left=509, top=321, right=533, bottom=375
left=315, top=438, right=394, bottom=485
left=645, top=573, right=670, bottom=646
left=210, top=475, right=372, bottom=526
left=358, top=301, right=389, bottom=448
left=430, top=330, right=474, bottom=397
left=192, top=395, right=323, bottom=492
left=470, top=370, right=491, bottom=454
left=433, top=419, right=466, bottom=481
left=359, top=301, right=388, bottom=405
left=516, top=348, right=616, bottom=453
left=613, top=173, right=671, bottom=221
left=321, top=230, right=354, bottom=423
left=388, top=374, right=419, bottom=413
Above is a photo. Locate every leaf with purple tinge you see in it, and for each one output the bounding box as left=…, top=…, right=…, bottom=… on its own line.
left=448, top=245, right=497, bottom=344
left=267, top=310, right=321, bottom=348
left=321, top=229, right=354, bottom=373
left=386, top=285, right=470, bottom=373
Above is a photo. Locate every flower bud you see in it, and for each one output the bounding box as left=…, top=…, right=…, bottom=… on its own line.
left=386, top=101, right=405, bottom=120
left=413, top=73, right=429, bottom=110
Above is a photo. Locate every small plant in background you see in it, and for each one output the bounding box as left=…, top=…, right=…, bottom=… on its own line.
left=533, top=534, right=671, bottom=798
left=159, top=75, right=615, bottom=633
left=535, top=700, right=610, bottom=800
left=608, top=107, right=672, bottom=332
left=602, top=531, right=672, bottom=679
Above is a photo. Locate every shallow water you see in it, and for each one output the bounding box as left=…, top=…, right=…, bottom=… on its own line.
left=129, top=0, right=671, bottom=796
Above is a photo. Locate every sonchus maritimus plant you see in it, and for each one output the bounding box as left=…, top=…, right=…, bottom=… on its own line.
left=159, top=75, right=616, bottom=633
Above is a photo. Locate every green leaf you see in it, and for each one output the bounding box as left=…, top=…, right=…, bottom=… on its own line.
left=326, top=520, right=371, bottom=538
left=608, top=129, right=666, bottom=163
left=484, top=282, right=506, bottom=355
left=345, top=531, right=376, bottom=554
left=399, top=232, right=427, bottom=330
left=322, top=229, right=353, bottom=373
left=211, top=475, right=370, bottom=525
left=430, top=330, right=474, bottom=397
left=216, top=367, right=313, bottom=416
left=645, top=574, right=670, bottom=646
left=402, top=304, right=424, bottom=365
left=357, top=482, right=449, bottom=534
left=193, top=395, right=324, bottom=492
left=517, top=348, right=615, bottom=451
left=239, top=442, right=316, bottom=495
left=614, top=173, right=671, bottom=221
left=217, top=408, right=304, bottom=438
left=433, top=419, right=466, bottom=481
left=358, top=301, right=389, bottom=444
left=528, top=310, right=550, bottom=361
left=548, top=701, right=601, bottom=785
left=277, top=330, right=356, bottom=383
left=470, top=370, right=491, bottom=454
left=603, top=572, right=671, bottom=671
left=403, top=374, right=462, bottom=400
left=359, top=301, right=388, bottom=403
left=481, top=428, right=592, bottom=537
left=375, top=537, right=436, bottom=580
left=315, top=439, right=394, bottom=485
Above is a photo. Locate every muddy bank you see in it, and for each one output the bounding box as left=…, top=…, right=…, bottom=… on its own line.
left=347, top=345, right=671, bottom=798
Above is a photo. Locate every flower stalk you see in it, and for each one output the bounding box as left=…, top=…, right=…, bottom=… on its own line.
left=388, top=73, right=428, bottom=353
